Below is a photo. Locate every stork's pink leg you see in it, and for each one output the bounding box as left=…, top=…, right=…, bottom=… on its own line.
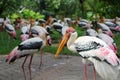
left=22, top=56, right=28, bottom=80
left=29, top=54, right=33, bottom=68
left=93, top=66, right=96, bottom=80
left=84, top=64, right=88, bottom=80
left=29, top=54, right=33, bottom=80
left=39, top=49, right=43, bottom=69
left=22, top=56, right=28, bottom=68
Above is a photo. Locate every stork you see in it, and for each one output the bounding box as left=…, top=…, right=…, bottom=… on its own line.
left=6, top=35, right=47, bottom=80
left=31, top=26, right=52, bottom=46
left=55, top=27, right=120, bottom=80
left=4, top=24, right=16, bottom=39
left=85, top=22, right=98, bottom=37
left=105, top=21, right=120, bottom=32
left=6, top=37, right=46, bottom=64
left=97, top=23, right=114, bottom=38
left=77, top=18, right=89, bottom=28
left=51, top=21, right=63, bottom=34
left=2, top=19, right=16, bottom=39
left=20, top=26, right=29, bottom=41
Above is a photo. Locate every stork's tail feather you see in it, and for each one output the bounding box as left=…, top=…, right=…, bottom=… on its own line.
left=89, top=58, right=120, bottom=80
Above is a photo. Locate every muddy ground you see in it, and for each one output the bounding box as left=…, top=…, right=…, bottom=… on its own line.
left=0, top=53, right=120, bottom=80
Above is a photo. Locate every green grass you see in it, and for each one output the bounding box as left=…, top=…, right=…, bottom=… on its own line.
left=113, top=32, right=120, bottom=56
left=44, top=46, right=79, bottom=56
left=0, top=29, right=21, bottom=55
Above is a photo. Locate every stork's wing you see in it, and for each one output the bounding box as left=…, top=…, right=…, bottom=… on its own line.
left=18, top=37, right=43, bottom=50
left=75, top=41, right=103, bottom=52
left=5, top=24, right=15, bottom=32
left=74, top=36, right=119, bottom=66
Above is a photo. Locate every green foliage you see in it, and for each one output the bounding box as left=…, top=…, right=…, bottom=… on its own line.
left=10, top=9, right=45, bottom=21
left=0, top=0, right=22, bottom=16
left=22, top=9, right=45, bottom=19
left=1, top=0, right=120, bottom=19
left=11, top=13, right=19, bottom=19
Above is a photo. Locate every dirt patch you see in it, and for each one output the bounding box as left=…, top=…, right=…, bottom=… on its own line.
left=0, top=53, right=120, bottom=80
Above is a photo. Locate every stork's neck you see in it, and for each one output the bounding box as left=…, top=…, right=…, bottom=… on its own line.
left=40, top=33, right=47, bottom=46
left=67, top=32, right=78, bottom=53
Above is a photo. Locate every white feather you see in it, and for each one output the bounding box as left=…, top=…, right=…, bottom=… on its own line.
left=89, top=57, right=119, bottom=80
left=98, top=23, right=110, bottom=31
left=98, top=33, right=114, bottom=45
left=20, top=37, right=43, bottom=45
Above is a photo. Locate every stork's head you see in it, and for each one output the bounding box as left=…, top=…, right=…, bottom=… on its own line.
left=55, top=27, right=76, bottom=58
left=6, top=46, right=19, bottom=64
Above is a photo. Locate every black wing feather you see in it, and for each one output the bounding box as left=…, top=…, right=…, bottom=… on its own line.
left=18, top=41, right=43, bottom=50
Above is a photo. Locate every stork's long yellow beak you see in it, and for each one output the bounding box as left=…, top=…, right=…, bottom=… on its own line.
left=55, top=33, right=69, bottom=58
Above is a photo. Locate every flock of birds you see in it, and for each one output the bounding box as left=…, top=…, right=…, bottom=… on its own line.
left=0, top=16, right=120, bottom=80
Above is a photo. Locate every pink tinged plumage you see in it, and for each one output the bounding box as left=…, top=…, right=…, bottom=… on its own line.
left=109, top=43, right=118, bottom=54
left=115, top=26, right=120, bottom=31
left=105, top=30, right=114, bottom=38
left=21, top=34, right=29, bottom=41
left=10, top=31, right=16, bottom=39
left=99, top=47, right=119, bottom=66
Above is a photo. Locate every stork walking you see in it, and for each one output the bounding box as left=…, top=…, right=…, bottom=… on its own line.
left=55, top=27, right=120, bottom=80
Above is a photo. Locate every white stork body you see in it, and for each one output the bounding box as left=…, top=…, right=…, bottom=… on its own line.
left=86, top=28, right=98, bottom=37
left=20, top=26, right=29, bottom=41
left=77, top=19, right=89, bottom=28
left=55, top=27, right=120, bottom=80
left=98, top=23, right=114, bottom=37
left=105, top=21, right=120, bottom=32
left=31, top=26, right=48, bottom=37
left=61, top=25, right=69, bottom=36
left=6, top=37, right=46, bottom=80
left=4, top=24, right=16, bottom=39
left=31, top=26, right=52, bottom=45
left=98, top=32, right=118, bottom=54
left=52, top=20, right=70, bottom=37
left=52, top=22, right=63, bottom=33
left=6, top=37, right=45, bottom=63
left=46, top=25, right=53, bottom=34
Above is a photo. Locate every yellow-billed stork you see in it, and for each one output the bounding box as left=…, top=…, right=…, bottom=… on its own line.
left=55, top=27, right=120, bottom=80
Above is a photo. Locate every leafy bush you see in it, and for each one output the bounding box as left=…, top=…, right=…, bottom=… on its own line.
left=10, top=9, right=45, bottom=20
